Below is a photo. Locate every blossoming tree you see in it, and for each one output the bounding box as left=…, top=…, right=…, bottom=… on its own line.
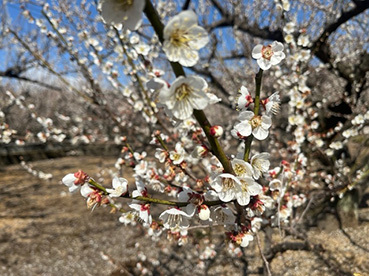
left=1, top=0, right=369, bottom=274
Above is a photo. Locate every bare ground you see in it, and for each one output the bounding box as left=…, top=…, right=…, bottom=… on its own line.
left=0, top=156, right=368, bottom=275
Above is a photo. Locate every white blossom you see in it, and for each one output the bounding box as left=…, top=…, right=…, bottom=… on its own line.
left=159, top=76, right=209, bottom=120
left=250, top=153, right=270, bottom=179
left=233, top=111, right=272, bottom=140
left=252, top=41, right=285, bottom=70
left=235, top=177, right=262, bottom=206
left=210, top=173, right=241, bottom=202
left=159, top=208, right=191, bottom=230
left=163, top=10, right=209, bottom=67
left=106, top=177, right=128, bottom=197
left=237, top=86, right=253, bottom=110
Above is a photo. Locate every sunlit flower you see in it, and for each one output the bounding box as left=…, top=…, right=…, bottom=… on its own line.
left=231, top=158, right=253, bottom=178
left=250, top=153, right=270, bottom=179
left=163, top=10, right=209, bottom=67
left=134, top=43, right=150, bottom=55
left=236, top=177, right=262, bottom=206
left=297, top=35, right=310, bottom=47
left=233, top=111, right=272, bottom=140
left=210, top=173, right=241, bottom=202
left=106, top=176, right=128, bottom=197
left=283, top=22, right=295, bottom=34
left=169, top=142, right=186, bottom=165
left=100, top=0, right=145, bottom=30
left=329, top=141, right=343, bottom=150
left=159, top=76, right=209, bottom=120
left=237, top=85, right=253, bottom=110
left=240, top=233, right=254, bottom=247
left=62, top=170, right=89, bottom=193
left=252, top=41, right=285, bottom=70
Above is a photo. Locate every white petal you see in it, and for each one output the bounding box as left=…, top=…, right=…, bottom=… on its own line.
left=238, top=110, right=254, bottom=121
left=252, top=45, right=263, bottom=59
left=234, top=122, right=252, bottom=137
left=253, top=126, right=269, bottom=140
left=271, top=41, right=284, bottom=52
left=219, top=188, right=235, bottom=202
left=257, top=58, right=271, bottom=70
left=62, top=173, right=76, bottom=188
left=80, top=184, right=94, bottom=198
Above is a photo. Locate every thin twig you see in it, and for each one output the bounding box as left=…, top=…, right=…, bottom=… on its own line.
left=255, top=232, right=272, bottom=276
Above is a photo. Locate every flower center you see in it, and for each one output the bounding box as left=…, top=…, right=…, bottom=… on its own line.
left=234, top=163, right=246, bottom=176
left=222, top=177, right=235, bottom=190
left=170, top=30, right=190, bottom=47
left=250, top=115, right=262, bottom=129
left=240, top=179, right=250, bottom=193
left=168, top=214, right=182, bottom=228
left=175, top=83, right=192, bottom=101
left=261, top=45, right=273, bottom=60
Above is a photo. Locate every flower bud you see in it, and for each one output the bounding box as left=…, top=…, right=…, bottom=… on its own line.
left=210, top=125, right=223, bottom=138
left=198, top=205, right=210, bottom=221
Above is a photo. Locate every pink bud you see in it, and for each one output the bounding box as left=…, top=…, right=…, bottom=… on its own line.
left=210, top=125, right=223, bottom=138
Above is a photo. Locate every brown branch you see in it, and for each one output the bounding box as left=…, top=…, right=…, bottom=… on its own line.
left=0, top=69, right=63, bottom=91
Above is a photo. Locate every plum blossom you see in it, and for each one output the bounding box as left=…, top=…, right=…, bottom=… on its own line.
left=159, top=208, right=192, bottom=230
left=132, top=178, right=148, bottom=198
left=198, top=205, right=210, bottom=221
left=129, top=203, right=152, bottom=225
left=100, top=0, right=145, bottom=30
left=106, top=176, right=128, bottom=197
left=250, top=153, right=270, bottom=179
left=178, top=187, right=208, bottom=219
left=159, top=76, right=210, bottom=120
left=297, top=35, right=310, bottom=47
left=62, top=170, right=89, bottom=193
left=231, top=158, right=253, bottom=178
left=209, top=125, right=223, bottom=138
left=210, top=173, right=241, bottom=202
left=283, top=22, right=295, bottom=34
left=163, top=10, right=209, bottom=67
left=240, top=233, right=254, bottom=247
left=236, top=177, right=262, bottom=206
left=237, top=85, right=253, bottom=110
left=169, top=142, right=186, bottom=165
left=252, top=41, right=285, bottom=70
left=233, top=111, right=272, bottom=140
left=263, top=92, right=280, bottom=116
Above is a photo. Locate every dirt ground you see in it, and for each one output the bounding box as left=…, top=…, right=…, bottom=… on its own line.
left=1, top=156, right=369, bottom=276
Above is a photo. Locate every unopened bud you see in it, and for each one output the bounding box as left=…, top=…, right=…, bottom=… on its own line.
left=210, top=125, right=223, bottom=138
left=198, top=205, right=210, bottom=221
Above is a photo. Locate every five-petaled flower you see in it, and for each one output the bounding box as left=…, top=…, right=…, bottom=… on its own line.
left=159, top=76, right=210, bottom=120
left=106, top=176, right=128, bottom=197
left=252, top=41, right=285, bottom=70
left=233, top=110, right=272, bottom=140
left=163, top=10, right=209, bottom=67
